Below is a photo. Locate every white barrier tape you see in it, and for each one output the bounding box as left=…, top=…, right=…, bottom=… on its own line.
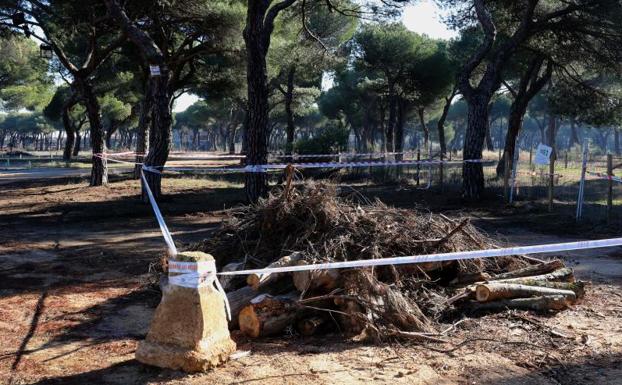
left=94, top=151, right=137, bottom=157
left=168, top=260, right=214, bottom=273
left=217, top=237, right=622, bottom=276
left=140, top=169, right=178, bottom=255
left=101, top=150, right=494, bottom=162
left=151, top=166, right=251, bottom=174
left=270, top=151, right=414, bottom=159
left=168, top=154, right=245, bottom=159
left=94, top=154, right=143, bottom=165
left=168, top=259, right=231, bottom=320
left=140, top=159, right=497, bottom=175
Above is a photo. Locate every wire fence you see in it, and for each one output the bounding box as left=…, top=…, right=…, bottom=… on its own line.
left=3, top=146, right=621, bottom=223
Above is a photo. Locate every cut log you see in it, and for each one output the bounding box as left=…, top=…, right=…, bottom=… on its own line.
left=227, top=286, right=258, bottom=328
left=293, top=268, right=340, bottom=293
left=219, top=261, right=245, bottom=291
left=450, top=271, right=491, bottom=286
left=493, top=267, right=575, bottom=283
left=246, top=252, right=303, bottom=290
left=475, top=283, right=576, bottom=303
left=297, top=316, right=326, bottom=336
left=491, top=260, right=564, bottom=280
left=465, top=295, right=571, bottom=312
left=238, top=292, right=299, bottom=338
left=514, top=280, right=586, bottom=298
left=446, top=288, right=475, bottom=305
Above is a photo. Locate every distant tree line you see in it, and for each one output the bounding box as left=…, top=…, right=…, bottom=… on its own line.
left=0, top=0, right=621, bottom=202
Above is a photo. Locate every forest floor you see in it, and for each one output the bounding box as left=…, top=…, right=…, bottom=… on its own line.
left=0, top=174, right=621, bottom=385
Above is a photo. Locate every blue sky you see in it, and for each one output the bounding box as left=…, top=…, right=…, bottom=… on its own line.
left=173, top=0, right=456, bottom=112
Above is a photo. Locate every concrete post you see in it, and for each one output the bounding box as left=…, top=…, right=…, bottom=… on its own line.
left=136, top=251, right=236, bottom=372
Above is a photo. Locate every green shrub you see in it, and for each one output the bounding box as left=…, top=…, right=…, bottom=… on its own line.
left=293, top=126, right=349, bottom=155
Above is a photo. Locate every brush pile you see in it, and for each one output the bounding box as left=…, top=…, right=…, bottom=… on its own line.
left=189, top=182, right=584, bottom=341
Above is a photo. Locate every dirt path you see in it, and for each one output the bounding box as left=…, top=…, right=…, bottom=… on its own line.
left=0, top=167, right=135, bottom=185
left=0, top=178, right=621, bottom=385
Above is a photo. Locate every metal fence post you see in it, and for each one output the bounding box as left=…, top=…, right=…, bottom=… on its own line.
left=607, top=153, right=613, bottom=222
left=509, top=148, right=519, bottom=204
left=575, top=142, right=588, bottom=221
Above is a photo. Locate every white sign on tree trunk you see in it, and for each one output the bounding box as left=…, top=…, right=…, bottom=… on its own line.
left=149, top=65, right=161, bottom=76
left=534, top=143, right=553, bottom=165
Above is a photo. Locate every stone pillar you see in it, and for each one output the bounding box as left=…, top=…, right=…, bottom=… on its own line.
left=136, top=251, right=236, bottom=372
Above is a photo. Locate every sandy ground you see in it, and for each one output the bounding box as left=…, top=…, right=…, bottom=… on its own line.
left=0, top=176, right=621, bottom=385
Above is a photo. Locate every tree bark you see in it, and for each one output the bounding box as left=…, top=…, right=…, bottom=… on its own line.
left=546, top=115, right=557, bottom=148
left=417, top=107, right=429, bottom=149
left=457, top=0, right=539, bottom=200
left=227, top=124, right=237, bottom=154
left=437, top=89, right=457, bottom=156
left=465, top=294, right=572, bottom=312
left=491, top=260, right=564, bottom=280
left=105, top=122, right=119, bottom=149
left=75, top=78, right=107, bottom=186
left=239, top=292, right=299, bottom=337
left=284, top=65, right=296, bottom=155
left=134, top=95, right=151, bottom=178
left=497, top=58, right=551, bottom=176
left=569, top=119, right=580, bottom=148
left=142, top=71, right=173, bottom=200
left=226, top=286, right=259, bottom=329
left=61, top=95, right=78, bottom=161
left=243, top=0, right=293, bottom=202
left=614, top=127, right=620, bottom=156
left=385, top=81, right=396, bottom=152
left=247, top=253, right=303, bottom=290
left=462, top=96, right=489, bottom=200
left=104, top=0, right=173, bottom=199
left=73, top=128, right=82, bottom=157
left=475, top=282, right=576, bottom=303
left=495, top=267, right=574, bottom=284
left=394, top=100, right=405, bottom=161
left=485, top=124, right=494, bottom=151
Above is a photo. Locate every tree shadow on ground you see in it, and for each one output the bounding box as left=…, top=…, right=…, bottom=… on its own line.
left=485, top=352, right=622, bottom=385
left=25, top=335, right=373, bottom=385
left=24, top=345, right=622, bottom=385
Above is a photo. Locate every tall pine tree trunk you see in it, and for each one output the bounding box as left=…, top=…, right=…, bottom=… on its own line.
left=437, top=90, right=456, bottom=156
left=142, top=72, right=172, bottom=201
left=56, top=130, right=62, bottom=151
left=497, top=99, right=528, bottom=176
left=284, top=65, right=296, bottom=155
left=243, top=0, right=274, bottom=202
left=134, top=96, right=151, bottom=178
left=385, top=82, right=396, bottom=152
left=485, top=124, right=494, bottom=151
left=73, top=130, right=81, bottom=157
left=62, top=101, right=76, bottom=161
left=462, top=95, right=489, bottom=200
left=394, top=101, right=405, bottom=161
left=417, top=108, right=429, bottom=148
left=569, top=120, right=579, bottom=148
left=75, top=78, right=107, bottom=186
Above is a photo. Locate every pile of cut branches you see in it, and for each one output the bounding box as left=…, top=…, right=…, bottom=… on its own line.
left=188, top=182, right=584, bottom=341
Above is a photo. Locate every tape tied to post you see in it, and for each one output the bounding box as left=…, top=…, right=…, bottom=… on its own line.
left=168, top=259, right=231, bottom=320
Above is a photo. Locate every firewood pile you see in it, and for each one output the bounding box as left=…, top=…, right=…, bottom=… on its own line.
left=188, top=182, right=585, bottom=341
